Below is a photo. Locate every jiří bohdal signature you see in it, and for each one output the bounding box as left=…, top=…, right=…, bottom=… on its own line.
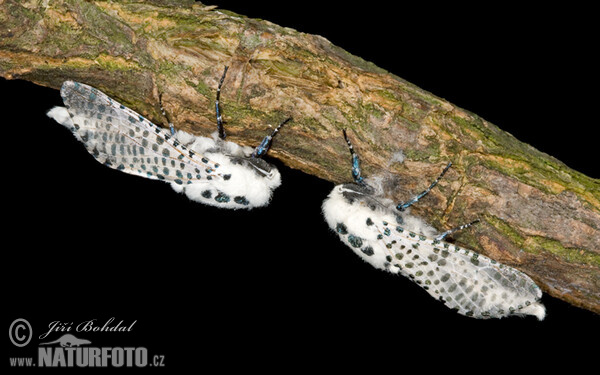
left=39, top=317, right=136, bottom=340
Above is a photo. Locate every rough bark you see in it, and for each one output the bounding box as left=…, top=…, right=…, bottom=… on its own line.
left=1, top=0, right=598, bottom=314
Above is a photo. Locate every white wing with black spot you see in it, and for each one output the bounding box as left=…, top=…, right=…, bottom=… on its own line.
left=367, top=219, right=545, bottom=319
left=56, top=81, right=223, bottom=185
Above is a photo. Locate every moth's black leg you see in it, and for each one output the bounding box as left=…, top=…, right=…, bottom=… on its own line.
left=159, top=92, right=175, bottom=136
left=435, top=219, right=480, bottom=241
left=251, top=117, right=292, bottom=158
left=342, top=129, right=364, bottom=184
left=216, top=66, right=229, bottom=140
left=396, top=162, right=452, bottom=212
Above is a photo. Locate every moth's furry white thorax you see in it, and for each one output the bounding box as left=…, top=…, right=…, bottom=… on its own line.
left=323, top=181, right=438, bottom=237
left=323, top=185, right=393, bottom=270
left=172, top=130, right=282, bottom=209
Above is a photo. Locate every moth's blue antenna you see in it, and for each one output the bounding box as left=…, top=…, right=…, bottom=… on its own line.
left=342, top=129, right=364, bottom=184
left=216, top=66, right=229, bottom=140
left=251, top=117, right=292, bottom=158
left=396, top=162, right=452, bottom=211
left=159, top=92, right=176, bottom=136
left=435, top=219, right=480, bottom=241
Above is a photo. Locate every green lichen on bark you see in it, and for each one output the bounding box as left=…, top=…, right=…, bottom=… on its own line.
left=1, top=0, right=598, bottom=314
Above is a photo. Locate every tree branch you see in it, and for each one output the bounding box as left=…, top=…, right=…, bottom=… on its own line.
left=1, top=0, right=598, bottom=313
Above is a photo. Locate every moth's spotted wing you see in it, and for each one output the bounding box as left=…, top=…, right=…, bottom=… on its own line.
left=59, top=81, right=223, bottom=186
left=367, top=220, right=544, bottom=319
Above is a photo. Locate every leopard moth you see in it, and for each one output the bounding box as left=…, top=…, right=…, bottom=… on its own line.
left=47, top=67, right=290, bottom=209
left=322, top=129, right=546, bottom=320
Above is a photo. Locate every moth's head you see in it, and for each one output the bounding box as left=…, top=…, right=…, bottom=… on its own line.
left=338, top=182, right=375, bottom=197
left=245, top=157, right=277, bottom=178
left=230, top=156, right=277, bottom=179
left=233, top=117, right=291, bottom=179
left=332, top=182, right=384, bottom=211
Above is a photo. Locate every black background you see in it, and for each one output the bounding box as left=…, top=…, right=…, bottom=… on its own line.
left=4, top=1, right=598, bottom=372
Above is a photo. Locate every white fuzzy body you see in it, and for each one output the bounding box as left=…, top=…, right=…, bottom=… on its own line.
left=47, top=81, right=281, bottom=209
left=170, top=130, right=281, bottom=208
left=322, top=182, right=546, bottom=320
